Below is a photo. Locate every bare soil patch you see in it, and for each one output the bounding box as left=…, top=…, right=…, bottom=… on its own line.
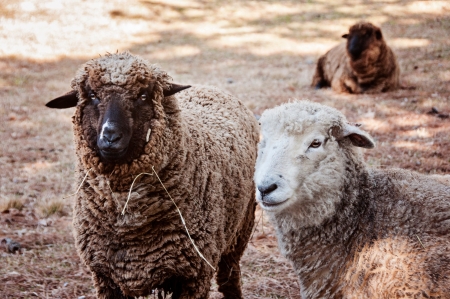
left=1, top=0, right=449, bottom=298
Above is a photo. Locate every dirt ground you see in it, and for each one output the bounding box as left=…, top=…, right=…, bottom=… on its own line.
left=0, top=0, right=449, bottom=298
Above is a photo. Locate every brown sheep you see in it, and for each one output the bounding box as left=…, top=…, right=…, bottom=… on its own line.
left=45, top=52, right=259, bottom=299
left=312, top=22, right=400, bottom=94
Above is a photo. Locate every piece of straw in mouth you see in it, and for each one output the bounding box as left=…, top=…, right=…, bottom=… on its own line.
left=62, top=168, right=92, bottom=199
left=416, top=235, right=425, bottom=249
left=121, top=172, right=154, bottom=215
left=121, top=166, right=216, bottom=271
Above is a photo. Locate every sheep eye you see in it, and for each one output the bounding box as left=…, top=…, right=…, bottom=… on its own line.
left=140, top=94, right=147, bottom=101
left=89, top=92, right=98, bottom=101
left=310, top=139, right=322, bottom=148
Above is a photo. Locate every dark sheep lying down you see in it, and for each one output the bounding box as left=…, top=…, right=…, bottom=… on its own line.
left=46, top=52, right=259, bottom=299
left=312, top=22, right=400, bottom=94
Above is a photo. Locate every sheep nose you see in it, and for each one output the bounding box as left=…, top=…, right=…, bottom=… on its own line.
left=258, top=183, right=278, bottom=197
left=103, top=127, right=123, bottom=145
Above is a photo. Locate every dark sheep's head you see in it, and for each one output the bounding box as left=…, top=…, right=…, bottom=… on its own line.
left=342, top=22, right=384, bottom=61
left=46, top=53, right=190, bottom=164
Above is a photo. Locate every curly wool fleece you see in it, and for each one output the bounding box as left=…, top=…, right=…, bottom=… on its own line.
left=68, top=53, right=259, bottom=298
left=311, top=22, right=399, bottom=94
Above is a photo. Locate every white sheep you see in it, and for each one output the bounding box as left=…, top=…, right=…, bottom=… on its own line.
left=46, top=52, right=259, bottom=299
left=254, top=100, right=450, bottom=298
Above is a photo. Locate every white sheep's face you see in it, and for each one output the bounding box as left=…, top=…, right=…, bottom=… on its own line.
left=254, top=102, right=375, bottom=219
left=255, top=126, right=335, bottom=213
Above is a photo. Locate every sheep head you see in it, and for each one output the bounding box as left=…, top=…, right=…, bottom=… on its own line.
left=46, top=52, right=190, bottom=164
left=254, top=101, right=374, bottom=226
left=342, top=22, right=384, bottom=62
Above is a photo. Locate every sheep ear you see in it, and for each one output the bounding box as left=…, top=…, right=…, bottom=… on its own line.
left=46, top=90, right=78, bottom=109
left=375, top=29, right=382, bottom=40
left=163, top=83, right=191, bottom=97
left=343, top=123, right=375, bottom=149
left=342, top=34, right=349, bottom=39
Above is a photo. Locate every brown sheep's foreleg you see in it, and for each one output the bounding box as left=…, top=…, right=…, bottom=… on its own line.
left=342, top=76, right=363, bottom=93
left=217, top=201, right=256, bottom=299
left=171, top=277, right=210, bottom=299
left=343, top=77, right=387, bottom=94
left=360, top=81, right=389, bottom=94
left=217, top=255, right=243, bottom=298
left=92, top=272, right=133, bottom=299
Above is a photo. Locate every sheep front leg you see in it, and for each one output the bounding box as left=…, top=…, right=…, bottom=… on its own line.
left=92, top=272, right=133, bottom=299
left=342, top=77, right=362, bottom=93
left=363, top=81, right=388, bottom=94
left=217, top=201, right=256, bottom=299
left=172, top=278, right=210, bottom=299
left=217, top=255, right=243, bottom=299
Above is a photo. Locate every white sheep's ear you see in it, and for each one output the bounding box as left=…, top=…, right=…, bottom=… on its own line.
left=342, top=34, right=349, bottom=39
left=342, top=123, right=375, bottom=149
left=163, top=83, right=191, bottom=97
left=46, top=90, right=78, bottom=109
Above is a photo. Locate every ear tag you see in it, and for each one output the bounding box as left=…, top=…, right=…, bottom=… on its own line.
left=146, top=129, right=152, bottom=142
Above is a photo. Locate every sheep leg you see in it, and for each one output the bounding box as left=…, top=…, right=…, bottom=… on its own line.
left=158, top=276, right=183, bottom=299
left=311, top=56, right=329, bottom=89
left=170, top=278, right=210, bottom=299
left=217, top=201, right=256, bottom=299
left=342, top=76, right=361, bottom=93
left=92, top=272, right=133, bottom=299
left=217, top=255, right=243, bottom=298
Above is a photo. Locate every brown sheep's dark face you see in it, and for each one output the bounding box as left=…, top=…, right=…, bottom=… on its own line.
left=80, top=84, right=153, bottom=164
left=342, top=23, right=383, bottom=61
left=46, top=83, right=190, bottom=165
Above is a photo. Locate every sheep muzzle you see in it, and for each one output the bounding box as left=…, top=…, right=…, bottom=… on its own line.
left=97, top=96, right=132, bottom=162
left=347, top=34, right=369, bottom=60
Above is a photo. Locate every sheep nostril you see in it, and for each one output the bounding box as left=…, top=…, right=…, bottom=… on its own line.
left=103, top=128, right=123, bottom=145
left=258, top=183, right=278, bottom=197
left=105, top=134, right=122, bottom=144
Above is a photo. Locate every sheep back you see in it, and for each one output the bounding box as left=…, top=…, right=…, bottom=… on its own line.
left=341, top=169, right=450, bottom=297
left=276, top=152, right=450, bottom=298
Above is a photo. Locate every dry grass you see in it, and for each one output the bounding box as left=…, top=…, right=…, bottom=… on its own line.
left=0, top=0, right=449, bottom=298
left=0, top=213, right=95, bottom=298
left=0, top=198, right=25, bottom=212
left=38, top=199, right=68, bottom=218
